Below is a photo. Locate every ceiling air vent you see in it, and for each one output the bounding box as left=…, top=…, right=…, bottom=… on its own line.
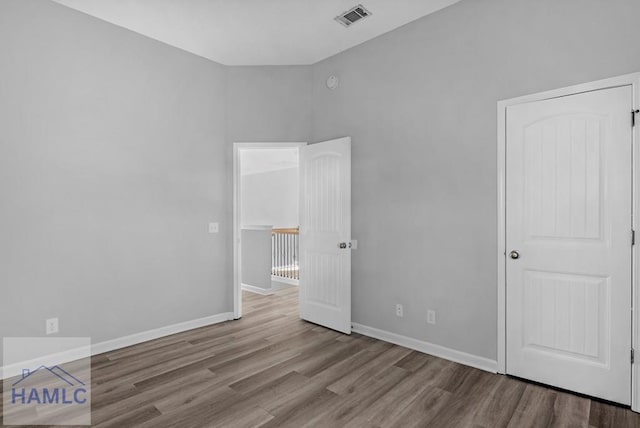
left=335, top=4, right=372, bottom=27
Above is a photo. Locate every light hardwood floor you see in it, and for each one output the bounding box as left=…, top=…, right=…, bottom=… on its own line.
left=3, top=287, right=640, bottom=427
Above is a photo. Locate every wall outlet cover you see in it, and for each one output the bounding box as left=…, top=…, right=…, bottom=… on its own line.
left=46, top=318, right=59, bottom=335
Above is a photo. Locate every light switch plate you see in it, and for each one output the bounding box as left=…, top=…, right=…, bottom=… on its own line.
left=209, top=222, right=219, bottom=234
left=427, top=310, right=436, bottom=325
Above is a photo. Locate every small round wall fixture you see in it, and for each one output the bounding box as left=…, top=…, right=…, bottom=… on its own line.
left=326, top=75, right=339, bottom=90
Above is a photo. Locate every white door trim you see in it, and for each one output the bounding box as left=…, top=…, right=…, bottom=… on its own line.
left=232, top=142, right=307, bottom=319
left=497, top=72, right=640, bottom=410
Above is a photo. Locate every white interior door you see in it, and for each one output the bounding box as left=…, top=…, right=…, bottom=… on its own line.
left=299, top=137, right=351, bottom=334
left=506, top=86, right=633, bottom=404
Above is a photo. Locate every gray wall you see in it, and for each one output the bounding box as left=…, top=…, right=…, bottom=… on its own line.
left=311, top=0, right=640, bottom=360
left=4, top=0, right=640, bottom=366
left=241, top=167, right=299, bottom=229
left=241, top=229, right=272, bottom=290
left=0, top=0, right=230, bottom=357
left=226, top=66, right=312, bottom=144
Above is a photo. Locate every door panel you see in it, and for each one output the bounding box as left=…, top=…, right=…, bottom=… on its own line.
left=523, top=114, right=602, bottom=240
left=299, top=137, right=351, bottom=334
left=506, top=86, right=633, bottom=404
left=522, top=271, right=609, bottom=364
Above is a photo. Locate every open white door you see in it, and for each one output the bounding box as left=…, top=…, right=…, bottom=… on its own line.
left=299, top=137, right=351, bottom=334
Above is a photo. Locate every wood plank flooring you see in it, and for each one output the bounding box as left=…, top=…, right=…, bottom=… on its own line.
left=3, top=287, right=640, bottom=427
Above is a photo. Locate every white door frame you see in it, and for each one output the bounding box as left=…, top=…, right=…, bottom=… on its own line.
left=233, top=142, right=307, bottom=319
left=497, top=72, right=640, bottom=410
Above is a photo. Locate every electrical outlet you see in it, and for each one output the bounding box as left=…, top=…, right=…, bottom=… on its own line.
left=427, top=310, right=436, bottom=325
left=396, top=304, right=404, bottom=318
left=208, top=222, right=219, bottom=234
left=46, top=318, right=59, bottom=335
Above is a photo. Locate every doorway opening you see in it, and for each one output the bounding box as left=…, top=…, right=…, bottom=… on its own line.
left=233, top=143, right=306, bottom=319
left=233, top=137, right=352, bottom=334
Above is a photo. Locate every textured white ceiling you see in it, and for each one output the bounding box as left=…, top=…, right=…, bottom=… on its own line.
left=52, top=0, right=461, bottom=65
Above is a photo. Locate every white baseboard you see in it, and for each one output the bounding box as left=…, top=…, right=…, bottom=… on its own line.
left=242, top=283, right=274, bottom=295
left=270, top=276, right=299, bottom=287
left=1, top=344, right=92, bottom=381
left=2, top=315, right=496, bottom=380
left=351, top=322, right=498, bottom=373
left=242, top=281, right=296, bottom=296
left=91, top=312, right=234, bottom=355
left=1, top=312, right=234, bottom=380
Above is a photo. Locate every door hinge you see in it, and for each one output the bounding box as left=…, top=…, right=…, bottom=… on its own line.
left=633, top=230, right=636, bottom=246
left=633, top=109, right=639, bottom=127
left=632, top=349, right=635, bottom=364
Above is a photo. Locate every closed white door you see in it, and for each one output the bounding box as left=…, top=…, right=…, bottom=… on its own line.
left=299, top=137, right=351, bottom=334
left=506, top=86, right=633, bottom=404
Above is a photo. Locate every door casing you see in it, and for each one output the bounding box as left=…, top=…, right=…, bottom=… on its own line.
left=232, top=142, right=307, bottom=320
left=497, top=72, right=640, bottom=411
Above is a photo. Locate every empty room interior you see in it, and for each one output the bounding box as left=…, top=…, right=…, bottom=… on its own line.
left=3, top=0, right=640, bottom=426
